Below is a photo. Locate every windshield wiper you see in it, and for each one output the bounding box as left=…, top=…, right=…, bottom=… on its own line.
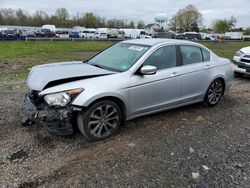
left=90, top=63, right=122, bottom=72
left=90, top=63, right=105, bottom=69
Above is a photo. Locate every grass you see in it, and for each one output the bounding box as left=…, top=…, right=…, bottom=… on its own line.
left=1, top=40, right=249, bottom=60
left=0, top=40, right=250, bottom=89
left=200, top=41, right=250, bottom=59
left=0, top=41, right=114, bottom=59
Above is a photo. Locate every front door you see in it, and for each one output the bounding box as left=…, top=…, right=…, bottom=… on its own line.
left=129, top=45, right=182, bottom=116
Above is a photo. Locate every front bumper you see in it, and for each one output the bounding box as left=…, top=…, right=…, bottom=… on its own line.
left=21, top=93, right=75, bottom=135
left=232, top=59, right=250, bottom=75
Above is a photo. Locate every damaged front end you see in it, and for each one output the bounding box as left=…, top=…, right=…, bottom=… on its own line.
left=21, top=90, right=81, bottom=136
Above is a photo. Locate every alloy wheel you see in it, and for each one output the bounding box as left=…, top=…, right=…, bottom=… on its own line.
left=88, top=104, right=120, bottom=138
left=207, top=80, right=223, bottom=105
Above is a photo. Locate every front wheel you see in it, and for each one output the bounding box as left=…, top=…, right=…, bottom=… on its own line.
left=204, top=79, right=225, bottom=107
left=77, top=100, right=122, bottom=141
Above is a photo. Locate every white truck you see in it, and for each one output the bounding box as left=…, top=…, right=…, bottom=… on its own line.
left=95, top=28, right=118, bottom=38
left=225, top=32, right=243, bottom=40
left=118, top=29, right=148, bottom=39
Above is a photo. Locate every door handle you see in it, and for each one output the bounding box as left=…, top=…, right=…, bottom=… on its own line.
left=205, top=65, right=210, bottom=69
left=170, top=72, right=178, bottom=77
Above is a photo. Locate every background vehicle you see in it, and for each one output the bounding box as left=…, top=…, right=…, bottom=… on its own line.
left=95, top=31, right=108, bottom=39
left=119, top=29, right=138, bottom=39
left=42, top=25, right=57, bottom=32
left=69, top=31, right=80, bottom=38
left=22, top=39, right=234, bottom=141
left=56, top=30, right=69, bottom=38
left=1, top=29, right=16, bottom=37
left=78, top=28, right=96, bottom=38
left=35, top=29, right=56, bottom=37
left=20, top=29, right=36, bottom=37
left=118, top=30, right=125, bottom=38
left=177, top=32, right=201, bottom=40
left=225, top=32, right=243, bottom=40
left=233, top=46, right=250, bottom=76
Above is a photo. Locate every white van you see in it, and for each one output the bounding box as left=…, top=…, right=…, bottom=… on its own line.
left=42, top=25, right=56, bottom=32
left=79, top=28, right=96, bottom=38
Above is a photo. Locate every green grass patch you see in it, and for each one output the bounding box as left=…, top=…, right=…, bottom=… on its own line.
left=200, top=41, right=250, bottom=59
left=0, top=41, right=114, bottom=59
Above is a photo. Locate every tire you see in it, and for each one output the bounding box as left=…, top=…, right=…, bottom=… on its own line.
left=77, top=100, right=122, bottom=141
left=234, top=72, right=244, bottom=78
left=204, top=79, right=225, bottom=107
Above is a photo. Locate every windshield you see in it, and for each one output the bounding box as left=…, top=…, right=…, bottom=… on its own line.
left=88, top=43, right=150, bottom=72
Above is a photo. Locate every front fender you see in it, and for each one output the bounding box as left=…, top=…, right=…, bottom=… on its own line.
left=72, top=91, right=129, bottom=109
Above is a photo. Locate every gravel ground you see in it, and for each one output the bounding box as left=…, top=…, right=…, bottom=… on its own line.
left=0, top=77, right=249, bottom=187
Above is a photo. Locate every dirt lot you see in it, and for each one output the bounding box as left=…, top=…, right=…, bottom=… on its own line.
left=0, top=73, right=249, bottom=187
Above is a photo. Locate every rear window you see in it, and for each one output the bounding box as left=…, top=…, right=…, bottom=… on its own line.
left=201, top=48, right=210, bottom=62
left=180, top=46, right=203, bottom=65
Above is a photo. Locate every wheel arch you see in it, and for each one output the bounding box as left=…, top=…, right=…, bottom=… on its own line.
left=209, top=76, right=226, bottom=91
left=74, top=94, right=128, bottom=121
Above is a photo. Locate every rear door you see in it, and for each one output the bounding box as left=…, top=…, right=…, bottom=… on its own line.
left=179, top=45, right=212, bottom=101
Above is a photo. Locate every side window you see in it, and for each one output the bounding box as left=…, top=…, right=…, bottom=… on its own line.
left=201, top=48, right=210, bottom=62
left=180, top=45, right=203, bottom=65
left=143, top=45, right=177, bottom=70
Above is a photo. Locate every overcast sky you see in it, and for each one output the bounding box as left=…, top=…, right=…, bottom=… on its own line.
left=0, top=0, right=250, bottom=28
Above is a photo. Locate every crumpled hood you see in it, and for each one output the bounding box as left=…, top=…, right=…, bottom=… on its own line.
left=26, top=61, right=114, bottom=91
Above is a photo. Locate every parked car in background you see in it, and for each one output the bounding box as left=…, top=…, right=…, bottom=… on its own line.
left=95, top=31, right=108, bottom=39
left=242, top=35, right=250, bottom=41
left=119, top=29, right=138, bottom=39
left=35, top=29, right=56, bottom=37
left=69, top=31, right=80, bottom=38
left=1, top=29, right=18, bottom=37
left=22, top=39, right=234, bottom=141
left=56, top=30, right=69, bottom=38
left=118, top=30, right=125, bottom=39
left=177, top=32, right=201, bottom=40
left=96, top=28, right=118, bottom=38
left=21, top=29, right=36, bottom=37
left=42, top=25, right=57, bottom=32
left=233, top=46, right=250, bottom=76
left=225, top=32, right=243, bottom=40
left=79, top=28, right=96, bottom=38
left=153, top=32, right=175, bottom=39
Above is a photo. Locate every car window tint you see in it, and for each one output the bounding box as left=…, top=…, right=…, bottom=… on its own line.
left=201, top=48, right=210, bottom=62
left=180, top=45, right=203, bottom=65
left=143, top=45, right=177, bottom=70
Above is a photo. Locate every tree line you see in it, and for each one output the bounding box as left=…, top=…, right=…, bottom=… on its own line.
left=0, top=6, right=248, bottom=34
left=0, top=8, right=145, bottom=29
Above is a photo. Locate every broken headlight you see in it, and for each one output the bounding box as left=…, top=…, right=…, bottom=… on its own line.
left=44, top=88, right=83, bottom=107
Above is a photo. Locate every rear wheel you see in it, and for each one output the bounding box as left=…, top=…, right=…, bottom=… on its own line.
left=77, top=100, right=122, bottom=141
left=204, top=79, right=225, bottom=107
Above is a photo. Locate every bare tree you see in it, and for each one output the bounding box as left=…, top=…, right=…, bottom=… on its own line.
left=170, top=5, right=203, bottom=32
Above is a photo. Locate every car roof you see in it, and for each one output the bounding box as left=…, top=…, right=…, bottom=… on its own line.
left=121, top=38, right=199, bottom=47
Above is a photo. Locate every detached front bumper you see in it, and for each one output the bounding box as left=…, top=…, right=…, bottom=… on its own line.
left=21, top=93, right=75, bottom=136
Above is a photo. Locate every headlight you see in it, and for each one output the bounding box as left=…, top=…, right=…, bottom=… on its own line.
left=44, top=88, right=83, bottom=107
left=235, top=50, right=244, bottom=57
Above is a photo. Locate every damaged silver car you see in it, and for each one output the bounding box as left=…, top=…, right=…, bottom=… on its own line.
left=22, top=39, right=234, bottom=141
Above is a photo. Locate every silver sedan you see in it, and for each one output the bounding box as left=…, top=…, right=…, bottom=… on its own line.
left=23, top=39, right=234, bottom=141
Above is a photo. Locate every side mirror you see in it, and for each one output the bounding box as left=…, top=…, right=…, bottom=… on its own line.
left=140, top=65, right=157, bottom=75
